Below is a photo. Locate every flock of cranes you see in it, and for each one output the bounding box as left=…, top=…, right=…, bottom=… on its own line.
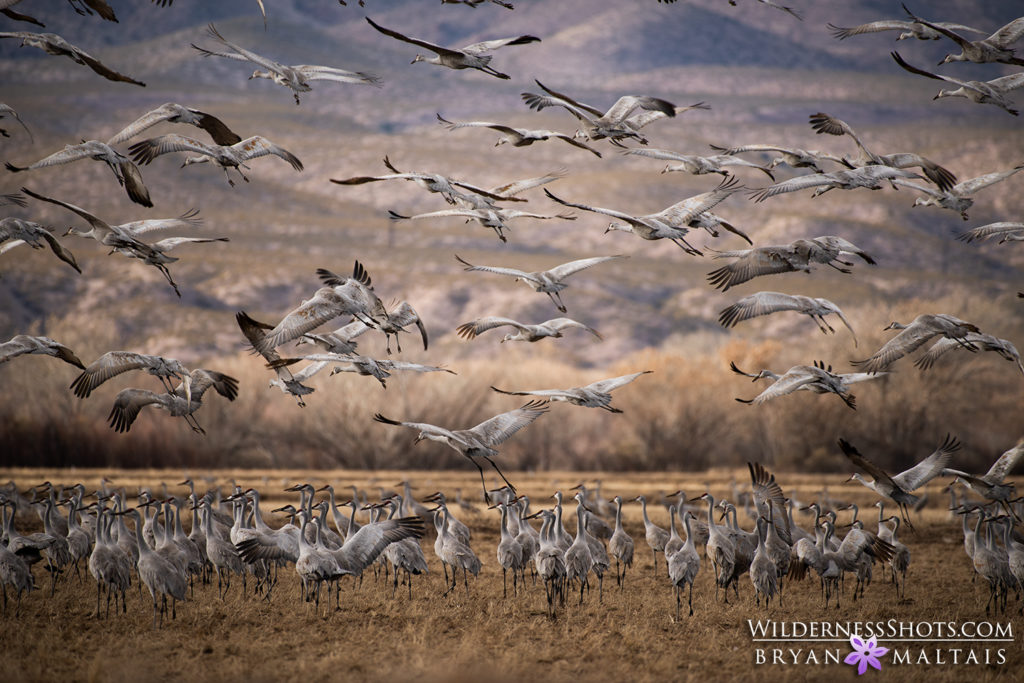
left=1, top=0, right=1023, bottom=647
left=3, top=434, right=1023, bottom=624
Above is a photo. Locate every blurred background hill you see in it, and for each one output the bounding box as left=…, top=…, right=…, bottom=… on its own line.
left=1, top=0, right=1022, bottom=474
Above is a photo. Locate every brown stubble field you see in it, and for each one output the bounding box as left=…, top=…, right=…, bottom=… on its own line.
left=1, top=468, right=1021, bottom=683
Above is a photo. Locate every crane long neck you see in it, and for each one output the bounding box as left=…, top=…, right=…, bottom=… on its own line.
left=132, top=512, right=151, bottom=557
left=614, top=499, right=623, bottom=531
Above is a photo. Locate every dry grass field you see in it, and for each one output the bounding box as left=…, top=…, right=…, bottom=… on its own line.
left=1, top=467, right=1021, bottom=683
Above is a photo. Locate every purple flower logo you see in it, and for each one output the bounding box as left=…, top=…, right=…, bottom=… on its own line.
left=845, top=635, right=888, bottom=675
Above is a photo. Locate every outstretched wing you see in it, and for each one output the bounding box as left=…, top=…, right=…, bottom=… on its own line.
left=127, top=134, right=221, bottom=165
left=459, top=35, right=540, bottom=55
left=107, top=388, right=173, bottom=433
left=468, top=399, right=549, bottom=447
left=454, top=254, right=532, bottom=280
left=544, top=317, right=602, bottom=339
left=838, top=437, right=906, bottom=493
left=234, top=136, right=303, bottom=171
left=365, top=17, right=456, bottom=57
left=583, top=370, right=651, bottom=393
left=982, top=437, right=1024, bottom=484
left=543, top=188, right=636, bottom=223
left=706, top=247, right=797, bottom=291
left=70, top=351, right=177, bottom=398
left=546, top=254, right=626, bottom=281
left=455, top=316, right=526, bottom=340
left=893, top=434, right=959, bottom=491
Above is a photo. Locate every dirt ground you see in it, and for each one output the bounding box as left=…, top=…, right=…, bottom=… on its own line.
left=1, top=467, right=1021, bottom=683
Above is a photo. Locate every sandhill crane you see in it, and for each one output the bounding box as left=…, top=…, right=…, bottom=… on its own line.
left=750, top=165, right=922, bottom=202
left=455, top=253, right=626, bottom=313
left=972, top=516, right=1011, bottom=614
left=698, top=493, right=738, bottom=601
left=196, top=498, right=244, bottom=599
left=254, top=262, right=385, bottom=354
left=107, top=368, right=238, bottom=434
left=521, top=79, right=677, bottom=145
left=747, top=462, right=792, bottom=545
left=374, top=499, right=429, bottom=599
left=290, top=511, right=345, bottom=613
left=421, top=493, right=471, bottom=545
left=531, top=509, right=566, bottom=615
left=839, top=435, right=959, bottom=527
left=21, top=188, right=227, bottom=295
left=827, top=18, right=985, bottom=41
left=491, top=499, right=523, bottom=598
left=311, top=300, right=427, bottom=355
left=0, top=501, right=34, bottom=616
left=0, top=217, right=80, bottom=273
left=0, top=103, right=32, bottom=141
left=434, top=505, right=480, bottom=597
left=708, top=143, right=847, bottom=174
left=807, top=112, right=957, bottom=191
left=236, top=311, right=317, bottom=407
left=750, top=517, right=779, bottom=608
left=817, top=519, right=893, bottom=608
left=902, top=6, right=1024, bottom=66
left=387, top=205, right=575, bottom=243
left=272, top=352, right=454, bottom=389
left=457, top=316, right=600, bottom=344
left=668, top=510, right=700, bottom=618
left=119, top=508, right=187, bottom=627
left=86, top=505, right=129, bottom=618
left=851, top=313, right=981, bottom=374
left=8, top=143, right=151, bottom=207
left=128, top=133, right=302, bottom=186
left=633, top=495, right=669, bottom=574
left=544, top=179, right=742, bottom=254
left=436, top=113, right=601, bottom=157
left=891, top=52, right=1024, bottom=117
left=665, top=499, right=684, bottom=559
left=106, top=102, right=242, bottom=146
left=957, top=222, right=1024, bottom=244
left=331, top=156, right=523, bottom=208
left=564, top=497, right=595, bottom=605
left=374, top=400, right=549, bottom=501
left=719, top=292, right=858, bottom=345
left=192, top=24, right=380, bottom=105
left=608, top=495, right=634, bottom=588
left=64, top=497, right=91, bottom=580
left=550, top=492, right=574, bottom=552
left=899, top=166, right=1024, bottom=224
left=735, top=360, right=857, bottom=409
left=914, top=332, right=1023, bottom=375
left=70, top=351, right=193, bottom=400
left=707, top=235, right=875, bottom=291
left=514, top=497, right=540, bottom=569
left=0, top=31, right=144, bottom=85
left=365, top=17, right=538, bottom=80
left=877, top=512, right=910, bottom=598
left=943, top=438, right=1024, bottom=517
left=0, top=334, right=83, bottom=369
left=491, top=371, right=651, bottom=413
left=624, top=148, right=774, bottom=179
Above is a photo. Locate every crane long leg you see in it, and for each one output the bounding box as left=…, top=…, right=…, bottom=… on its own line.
left=483, top=456, right=517, bottom=496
